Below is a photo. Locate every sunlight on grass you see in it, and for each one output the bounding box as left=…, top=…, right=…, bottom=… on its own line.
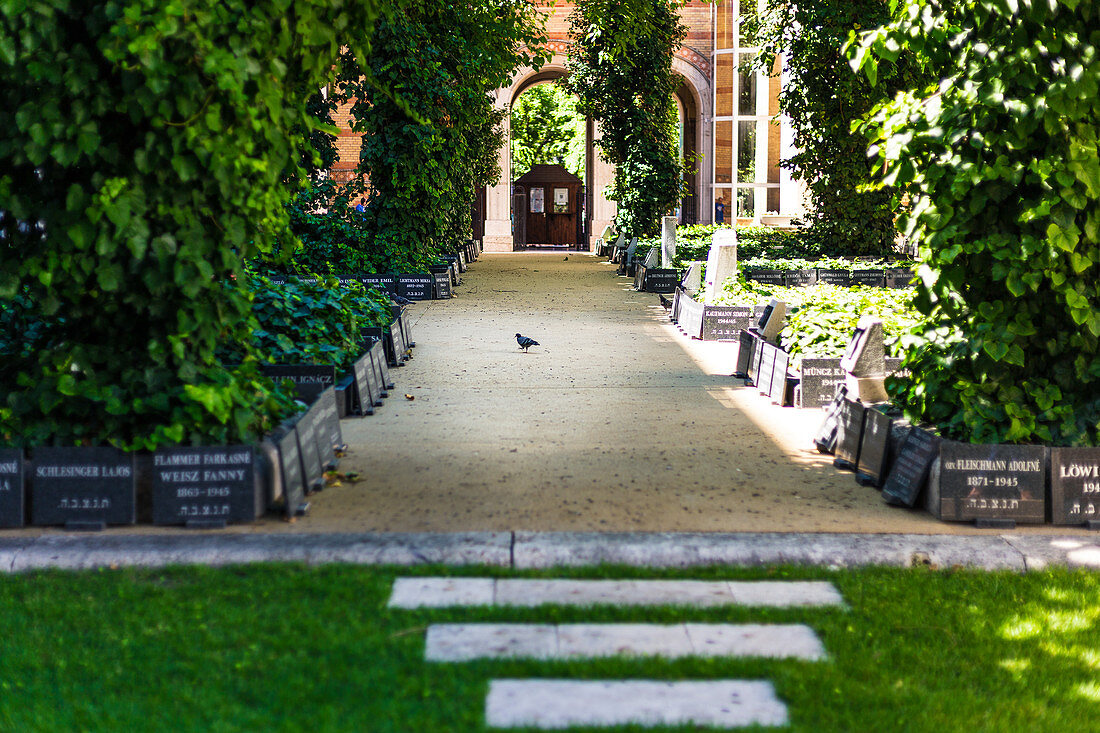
left=1075, top=681, right=1100, bottom=702
left=997, top=657, right=1031, bottom=681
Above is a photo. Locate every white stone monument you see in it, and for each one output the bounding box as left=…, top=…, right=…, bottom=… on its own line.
left=704, top=228, right=738, bottom=304
left=661, top=216, right=677, bottom=268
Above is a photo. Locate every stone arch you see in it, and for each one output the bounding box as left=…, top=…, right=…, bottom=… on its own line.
left=481, top=45, right=713, bottom=251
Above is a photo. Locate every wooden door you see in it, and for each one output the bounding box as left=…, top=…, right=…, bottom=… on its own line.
left=526, top=186, right=548, bottom=244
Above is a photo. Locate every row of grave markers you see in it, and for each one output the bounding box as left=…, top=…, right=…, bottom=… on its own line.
left=814, top=389, right=1100, bottom=529
left=743, top=266, right=914, bottom=289
left=268, top=240, right=480, bottom=302
left=0, top=334, right=404, bottom=531
left=0, top=236, right=489, bottom=532
left=664, top=285, right=1098, bottom=530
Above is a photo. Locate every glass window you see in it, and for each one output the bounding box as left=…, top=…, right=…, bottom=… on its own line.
left=715, top=121, right=733, bottom=184
left=737, top=121, right=756, bottom=182
left=738, top=53, right=757, bottom=116
left=736, top=187, right=755, bottom=218
left=716, top=54, right=735, bottom=118
left=738, top=0, right=759, bottom=48
left=716, top=0, right=735, bottom=51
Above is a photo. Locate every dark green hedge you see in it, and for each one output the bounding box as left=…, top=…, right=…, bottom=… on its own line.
left=0, top=0, right=379, bottom=448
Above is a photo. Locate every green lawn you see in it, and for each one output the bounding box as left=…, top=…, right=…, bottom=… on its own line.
left=1, top=564, right=1097, bottom=732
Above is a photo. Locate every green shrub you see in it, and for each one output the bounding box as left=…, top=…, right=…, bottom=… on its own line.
left=853, top=0, right=1100, bottom=445
left=0, top=0, right=375, bottom=448
left=713, top=275, right=921, bottom=363
left=219, top=276, right=393, bottom=373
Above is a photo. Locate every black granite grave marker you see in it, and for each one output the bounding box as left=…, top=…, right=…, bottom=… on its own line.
left=1050, top=447, right=1100, bottom=526
left=400, top=308, right=414, bottom=349
left=369, top=339, right=394, bottom=392
left=784, top=269, right=818, bottom=287
left=770, top=349, right=790, bottom=406
left=833, top=399, right=866, bottom=470
left=275, top=427, right=307, bottom=518
left=799, top=358, right=846, bottom=409
left=352, top=353, right=380, bottom=415
left=268, top=275, right=288, bottom=286
left=939, top=442, right=1046, bottom=525
left=261, top=365, right=336, bottom=405
left=670, top=288, right=682, bottom=322
left=817, top=268, right=850, bottom=287
left=851, top=269, right=886, bottom=288
left=0, top=449, right=24, bottom=528
left=433, top=272, right=452, bottom=299
left=881, top=427, right=941, bottom=507
left=745, top=269, right=785, bottom=286
left=749, top=330, right=766, bottom=385
left=734, top=330, right=758, bottom=379
left=152, top=446, right=260, bottom=527
left=335, top=274, right=362, bottom=289
left=364, top=326, right=398, bottom=367
left=396, top=274, right=433, bottom=301
left=294, top=410, right=325, bottom=494
left=316, top=386, right=346, bottom=468
left=813, top=384, right=849, bottom=454
left=856, top=408, right=893, bottom=487
left=334, top=374, right=354, bottom=419
left=31, top=447, right=136, bottom=528
left=391, top=320, right=407, bottom=363
left=644, top=269, right=679, bottom=293
left=757, top=343, right=777, bottom=398
left=885, top=267, right=915, bottom=289
left=702, top=306, right=754, bottom=341
left=361, top=273, right=396, bottom=295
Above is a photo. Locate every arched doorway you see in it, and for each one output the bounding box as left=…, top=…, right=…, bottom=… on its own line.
left=481, top=46, right=712, bottom=252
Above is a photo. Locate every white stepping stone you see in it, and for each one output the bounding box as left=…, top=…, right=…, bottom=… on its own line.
left=388, top=577, right=844, bottom=608
left=425, top=624, right=557, bottom=662
left=425, top=623, right=825, bottom=661
left=557, top=623, right=694, bottom=658
left=388, top=577, right=494, bottom=608
left=727, top=580, right=845, bottom=608
left=485, top=679, right=789, bottom=729
left=686, top=623, right=827, bottom=659
left=495, top=579, right=734, bottom=607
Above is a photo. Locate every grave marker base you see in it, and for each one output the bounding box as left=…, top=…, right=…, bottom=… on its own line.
left=975, top=518, right=1016, bottom=530
left=186, top=519, right=228, bottom=530
left=66, top=520, right=106, bottom=532
left=1087, top=520, right=1100, bottom=531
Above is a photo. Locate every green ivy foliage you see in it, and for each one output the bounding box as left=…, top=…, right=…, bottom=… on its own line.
left=665, top=224, right=817, bottom=266
left=853, top=0, right=1100, bottom=446
left=713, top=278, right=919, bottom=361
left=565, top=0, right=687, bottom=238
left=749, top=0, right=928, bottom=256
left=0, top=0, right=378, bottom=448
left=511, top=83, right=585, bottom=179
left=339, top=0, right=547, bottom=269
left=219, top=276, right=392, bottom=372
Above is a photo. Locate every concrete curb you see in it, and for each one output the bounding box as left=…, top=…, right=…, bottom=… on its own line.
left=0, top=532, right=511, bottom=573
left=2, top=531, right=1099, bottom=573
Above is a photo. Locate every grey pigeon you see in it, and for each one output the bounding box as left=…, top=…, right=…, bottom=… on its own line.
left=515, top=333, right=539, bottom=352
